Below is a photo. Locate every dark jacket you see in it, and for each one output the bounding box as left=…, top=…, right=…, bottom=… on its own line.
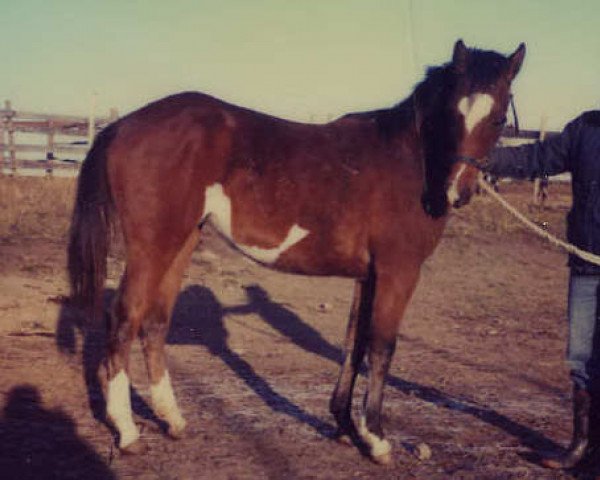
left=486, top=110, right=600, bottom=274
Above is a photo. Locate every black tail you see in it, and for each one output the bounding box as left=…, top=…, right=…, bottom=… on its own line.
left=67, top=125, right=117, bottom=314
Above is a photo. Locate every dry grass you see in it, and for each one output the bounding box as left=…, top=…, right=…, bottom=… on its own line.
left=0, top=175, right=76, bottom=239
left=0, top=175, right=571, bottom=246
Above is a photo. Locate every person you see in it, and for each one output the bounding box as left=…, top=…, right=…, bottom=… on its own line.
left=485, top=109, right=600, bottom=470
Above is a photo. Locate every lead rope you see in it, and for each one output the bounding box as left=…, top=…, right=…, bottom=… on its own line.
left=477, top=176, right=600, bottom=266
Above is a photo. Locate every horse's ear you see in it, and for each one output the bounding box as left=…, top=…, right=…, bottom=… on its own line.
left=452, top=39, right=468, bottom=74
left=507, top=43, right=526, bottom=80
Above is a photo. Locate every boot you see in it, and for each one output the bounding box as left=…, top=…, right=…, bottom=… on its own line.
left=585, top=388, right=600, bottom=458
left=542, top=386, right=591, bottom=469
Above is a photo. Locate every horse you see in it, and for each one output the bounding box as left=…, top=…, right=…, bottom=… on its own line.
left=68, top=39, right=525, bottom=464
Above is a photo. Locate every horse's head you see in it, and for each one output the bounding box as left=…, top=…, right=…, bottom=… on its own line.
left=445, top=40, right=525, bottom=209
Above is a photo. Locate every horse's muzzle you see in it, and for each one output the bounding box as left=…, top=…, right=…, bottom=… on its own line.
left=450, top=188, right=474, bottom=208
left=447, top=161, right=480, bottom=209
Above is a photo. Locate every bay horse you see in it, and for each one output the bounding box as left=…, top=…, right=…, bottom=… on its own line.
left=68, top=40, right=525, bottom=464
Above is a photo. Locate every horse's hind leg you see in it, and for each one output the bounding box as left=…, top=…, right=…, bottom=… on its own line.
left=106, top=229, right=200, bottom=451
left=106, top=259, right=165, bottom=452
left=140, top=229, right=201, bottom=439
left=360, top=264, right=420, bottom=465
left=330, top=269, right=375, bottom=443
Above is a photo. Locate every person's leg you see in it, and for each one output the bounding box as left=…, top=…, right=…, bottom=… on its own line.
left=543, top=272, right=600, bottom=469
left=567, top=274, right=600, bottom=389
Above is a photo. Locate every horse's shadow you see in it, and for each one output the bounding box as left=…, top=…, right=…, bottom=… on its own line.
left=56, top=281, right=561, bottom=457
left=167, top=284, right=334, bottom=435
left=170, top=283, right=561, bottom=454
left=55, top=285, right=335, bottom=439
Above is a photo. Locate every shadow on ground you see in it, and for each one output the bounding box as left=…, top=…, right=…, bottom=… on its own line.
left=170, top=283, right=561, bottom=456
left=54, top=281, right=562, bottom=461
left=0, top=385, right=116, bottom=480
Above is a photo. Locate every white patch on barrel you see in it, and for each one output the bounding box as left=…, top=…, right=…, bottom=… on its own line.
left=446, top=163, right=467, bottom=205
left=458, top=93, right=494, bottom=133
left=150, top=371, right=186, bottom=432
left=359, top=416, right=392, bottom=458
left=203, top=184, right=234, bottom=237
left=202, top=183, right=309, bottom=263
left=106, top=370, right=139, bottom=448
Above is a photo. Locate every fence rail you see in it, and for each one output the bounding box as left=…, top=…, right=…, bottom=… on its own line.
left=1, top=100, right=118, bottom=175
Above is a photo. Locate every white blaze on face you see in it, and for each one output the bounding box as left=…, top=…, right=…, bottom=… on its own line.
left=202, top=183, right=309, bottom=264
left=458, top=93, right=494, bottom=133
left=150, top=371, right=186, bottom=432
left=106, top=370, right=139, bottom=448
left=447, top=163, right=467, bottom=206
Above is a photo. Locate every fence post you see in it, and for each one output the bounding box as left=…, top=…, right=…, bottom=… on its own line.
left=87, top=93, right=97, bottom=148
left=0, top=114, right=5, bottom=176
left=5, top=100, right=16, bottom=175
left=46, top=120, right=55, bottom=177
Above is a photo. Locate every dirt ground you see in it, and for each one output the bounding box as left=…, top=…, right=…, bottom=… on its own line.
left=0, top=178, right=594, bottom=479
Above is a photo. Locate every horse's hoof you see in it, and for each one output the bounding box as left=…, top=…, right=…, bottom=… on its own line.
left=120, top=439, right=148, bottom=455
left=335, top=433, right=353, bottom=447
left=540, top=458, right=562, bottom=469
left=165, top=416, right=187, bottom=440
left=167, top=425, right=187, bottom=440
left=372, top=451, right=393, bottom=466
left=538, top=449, right=578, bottom=470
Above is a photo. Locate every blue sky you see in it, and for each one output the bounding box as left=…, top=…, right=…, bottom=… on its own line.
left=3, top=0, right=599, bottom=129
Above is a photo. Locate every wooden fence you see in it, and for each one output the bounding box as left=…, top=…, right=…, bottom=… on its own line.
left=0, top=101, right=118, bottom=176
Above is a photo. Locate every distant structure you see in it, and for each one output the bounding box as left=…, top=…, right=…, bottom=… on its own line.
left=496, top=112, right=563, bottom=205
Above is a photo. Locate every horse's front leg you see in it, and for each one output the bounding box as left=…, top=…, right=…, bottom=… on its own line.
left=360, top=265, right=420, bottom=465
left=330, top=267, right=375, bottom=443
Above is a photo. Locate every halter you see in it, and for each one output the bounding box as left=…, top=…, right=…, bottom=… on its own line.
left=454, top=154, right=488, bottom=169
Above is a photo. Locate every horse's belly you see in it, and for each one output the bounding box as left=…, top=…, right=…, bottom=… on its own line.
left=202, top=183, right=309, bottom=265
left=216, top=222, right=310, bottom=266
left=201, top=182, right=369, bottom=277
